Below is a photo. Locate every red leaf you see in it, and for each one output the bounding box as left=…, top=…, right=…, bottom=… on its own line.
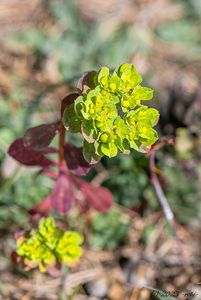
left=29, top=197, right=51, bottom=217
left=23, top=123, right=60, bottom=150
left=11, top=251, right=22, bottom=265
left=77, top=71, right=97, bottom=93
left=8, top=138, right=54, bottom=167
left=64, top=143, right=92, bottom=176
left=76, top=179, right=113, bottom=212
left=50, top=174, right=75, bottom=215
left=29, top=197, right=52, bottom=226
left=61, top=93, right=79, bottom=116
left=39, top=147, right=58, bottom=154
left=24, top=156, right=55, bottom=167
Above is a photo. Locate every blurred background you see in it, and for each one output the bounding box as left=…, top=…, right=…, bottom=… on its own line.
left=0, top=0, right=201, bottom=299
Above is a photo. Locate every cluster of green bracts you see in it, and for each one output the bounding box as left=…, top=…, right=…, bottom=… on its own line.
left=63, top=63, right=160, bottom=162
left=17, top=217, right=83, bottom=272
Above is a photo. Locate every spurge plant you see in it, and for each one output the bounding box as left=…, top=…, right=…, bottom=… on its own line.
left=8, top=63, right=160, bottom=272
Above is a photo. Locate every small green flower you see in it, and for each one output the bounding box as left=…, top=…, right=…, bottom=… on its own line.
left=63, top=63, right=160, bottom=163
left=96, top=117, right=130, bottom=158
left=121, top=85, right=154, bottom=112
left=56, top=232, right=83, bottom=264
left=125, top=106, right=159, bottom=149
left=16, top=217, right=83, bottom=272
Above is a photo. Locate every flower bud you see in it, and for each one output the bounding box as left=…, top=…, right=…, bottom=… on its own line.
left=100, top=133, right=109, bottom=143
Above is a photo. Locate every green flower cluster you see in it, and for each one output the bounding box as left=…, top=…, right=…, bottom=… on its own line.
left=63, top=64, right=159, bottom=162
left=16, top=217, right=83, bottom=272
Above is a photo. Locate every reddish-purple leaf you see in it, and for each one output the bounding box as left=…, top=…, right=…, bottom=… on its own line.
left=39, top=147, right=58, bottom=154
left=23, top=123, right=60, bottom=150
left=76, top=179, right=113, bottom=212
left=61, top=93, right=79, bottom=116
left=29, top=197, right=52, bottom=225
left=29, top=197, right=52, bottom=217
left=11, top=251, right=23, bottom=265
left=77, top=71, right=97, bottom=93
left=8, top=138, right=54, bottom=167
left=24, top=156, right=55, bottom=167
left=64, top=143, right=92, bottom=176
left=50, top=174, right=75, bottom=215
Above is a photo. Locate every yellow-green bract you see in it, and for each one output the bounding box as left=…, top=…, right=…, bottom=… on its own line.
left=16, top=217, right=83, bottom=272
left=63, top=64, right=159, bottom=163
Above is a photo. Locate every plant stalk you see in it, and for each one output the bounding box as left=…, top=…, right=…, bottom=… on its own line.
left=149, top=148, right=191, bottom=272
left=59, top=124, right=65, bottom=168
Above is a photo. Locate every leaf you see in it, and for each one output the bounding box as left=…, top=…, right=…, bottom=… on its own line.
left=97, top=66, right=110, bottom=88
left=139, top=127, right=158, bottom=146
left=29, top=197, right=52, bottom=225
left=156, top=21, right=199, bottom=45
left=133, top=86, right=153, bottom=100
left=29, top=197, right=52, bottom=217
left=8, top=138, right=54, bottom=167
left=135, top=106, right=160, bottom=127
left=145, top=108, right=160, bottom=127
left=24, top=156, right=55, bottom=167
left=63, top=104, right=81, bottom=133
left=76, top=179, right=113, bottom=212
left=50, top=174, right=75, bottom=214
left=108, top=72, right=120, bottom=92
left=23, top=123, right=60, bottom=150
left=74, top=95, right=85, bottom=117
left=117, top=64, right=142, bottom=88
left=83, top=140, right=101, bottom=164
left=61, top=93, right=80, bottom=116
left=77, top=71, right=97, bottom=93
left=101, top=142, right=118, bottom=158
left=81, top=122, right=96, bottom=143
left=64, top=143, right=92, bottom=176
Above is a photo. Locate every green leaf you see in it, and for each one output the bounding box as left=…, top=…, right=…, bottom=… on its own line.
left=63, top=104, right=81, bottom=133
left=74, top=96, right=88, bottom=119
left=91, top=209, right=129, bottom=250
left=116, top=136, right=130, bottom=154
left=156, top=21, right=199, bottom=45
left=97, top=66, right=110, bottom=89
left=108, top=72, right=121, bottom=92
left=117, top=63, right=142, bottom=88
left=81, top=121, right=96, bottom=143
left=101, top=142, right=118, bottom=158
left=138, top=127, right=158, bottom=146
left=133, top=86, right=153, bottom=101
left=129, top=139, right=141, bottom=151
left=83, top=140, right=101, bottom=164
left=139, top=107, right=160, bottom=127
left=114, top=116, right=129, bottom=139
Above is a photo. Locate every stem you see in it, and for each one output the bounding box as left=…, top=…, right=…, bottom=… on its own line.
left=59, top=125, right=65, bottom=168
left=149, top=150, right=174, bottom=225
left=149, top=148, right=191, bottom=271
left=42, top=168, right=58, bottom=179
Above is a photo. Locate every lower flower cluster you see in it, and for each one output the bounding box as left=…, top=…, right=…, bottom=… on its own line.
left=16, top=217, right=83, bottom=272
left=63, top=63, right=160, bottom=163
